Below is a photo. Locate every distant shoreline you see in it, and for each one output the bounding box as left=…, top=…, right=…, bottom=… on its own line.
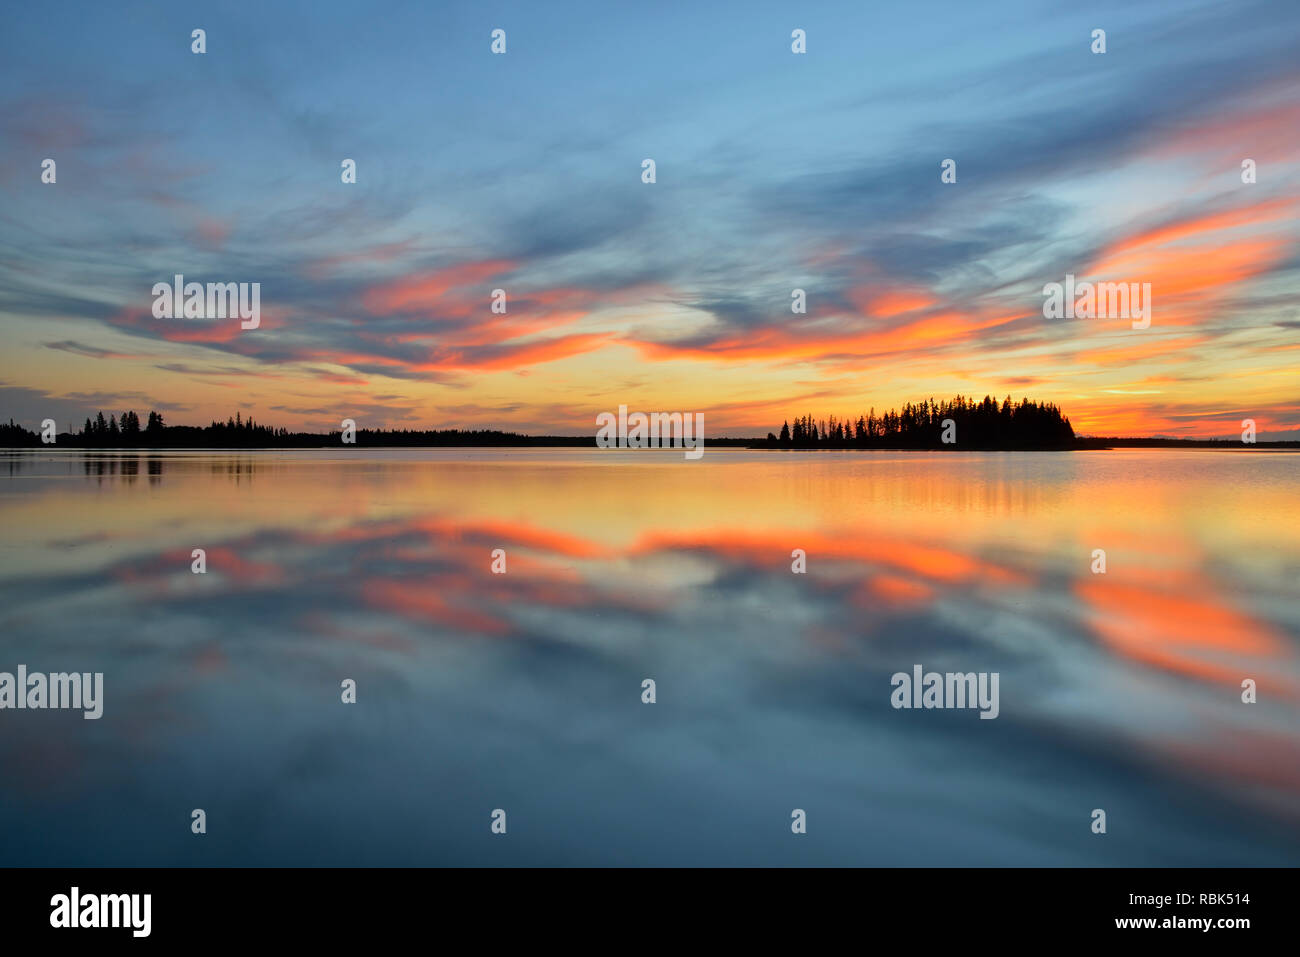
left=8, top=394, right=1294, bottom=451
left=4, top=397, right=1297, bottom=452
left=3, top=438, right=1297, bottom=451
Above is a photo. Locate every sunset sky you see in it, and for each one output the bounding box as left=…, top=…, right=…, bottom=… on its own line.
left=1, top=0, right=1297, bottom=438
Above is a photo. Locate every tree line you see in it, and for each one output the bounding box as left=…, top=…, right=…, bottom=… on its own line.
left=765, top=395, right=1076, bottom=449
left=8, top=397, right=1074, bottom=450
left=2, top=411, right=595, bottom=448
left=74, top=410, right=293, bottom=446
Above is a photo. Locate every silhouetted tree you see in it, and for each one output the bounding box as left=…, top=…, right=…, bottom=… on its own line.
left=777, top=395, right=1075, bottom=450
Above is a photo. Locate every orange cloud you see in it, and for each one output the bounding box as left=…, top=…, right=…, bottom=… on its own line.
left=1086, top=197, right=1297, bottom=327
left=848, top=287, right=936, bottom=318
left=361, top=260, right=516, bottom=314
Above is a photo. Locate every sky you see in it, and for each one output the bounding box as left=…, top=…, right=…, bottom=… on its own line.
left=1, top=0, right=1297, bottom=438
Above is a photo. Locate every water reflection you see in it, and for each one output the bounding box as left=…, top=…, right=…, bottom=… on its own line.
left=0, top=449, right=1297, bottom=865
left=2, top=452, right=272, bottom=484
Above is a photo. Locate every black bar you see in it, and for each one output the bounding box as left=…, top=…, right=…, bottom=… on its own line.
left=0, top=867, right=1284, bottom=943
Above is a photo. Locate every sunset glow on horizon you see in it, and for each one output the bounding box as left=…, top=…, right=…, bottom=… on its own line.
left=2, top=1, right=1297, bottom=438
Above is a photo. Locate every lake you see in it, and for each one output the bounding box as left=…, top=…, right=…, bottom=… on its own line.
left=1, top=448, right=1297, bottom=865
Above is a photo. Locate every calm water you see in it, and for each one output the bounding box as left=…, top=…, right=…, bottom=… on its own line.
left=1, top=448, right=1297, bottom=866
